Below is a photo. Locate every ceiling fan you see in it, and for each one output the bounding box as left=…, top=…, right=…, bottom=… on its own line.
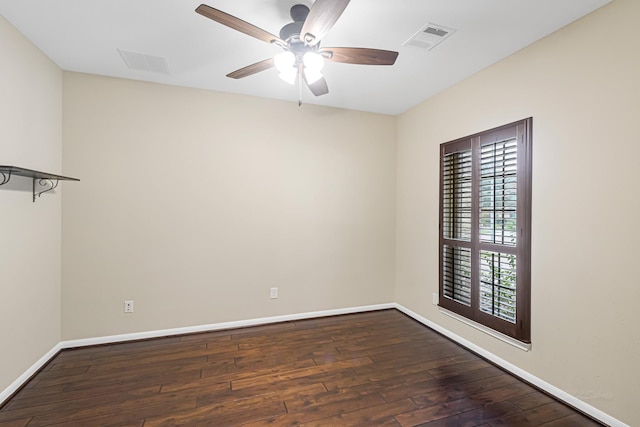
left=195, top=0, right=399, bottom=101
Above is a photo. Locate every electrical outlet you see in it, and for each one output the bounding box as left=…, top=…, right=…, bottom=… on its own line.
left=270, top=287, right=278, bottom=299
left=124, top=300, right=134, bottom=313
left=432, top=293, right=438, bottom=305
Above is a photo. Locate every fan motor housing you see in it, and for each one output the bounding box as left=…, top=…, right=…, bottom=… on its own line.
left=279, top=21, right=304, bottom=42
left=279, top=4, right=310, bottom=42
left=290, top=4, right=309, bottom=22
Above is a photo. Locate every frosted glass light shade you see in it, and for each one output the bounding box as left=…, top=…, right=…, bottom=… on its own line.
left=274, top=51, right=295, bottom=72
left=279, top=68, right=297, bottom=85
left=304, top=69, right=323, bottom=84
left=302, top=52, right=324, bottom=72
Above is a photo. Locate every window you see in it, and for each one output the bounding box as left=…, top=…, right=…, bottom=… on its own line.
left=439, top=118, right=532, bottom=342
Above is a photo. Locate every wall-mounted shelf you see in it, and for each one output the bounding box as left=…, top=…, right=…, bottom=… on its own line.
left=0, top=165, right=79, bottom=203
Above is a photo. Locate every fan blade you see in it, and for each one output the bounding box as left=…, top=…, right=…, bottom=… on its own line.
left=300, top=0, right=350, bottom=46
left=227, top=58, right=274, bottom=79
left=320, top=47, right=398, bottom=65
left=196, top=4, right=284, bottom=46
left=303, top=71, right=329, bottom=97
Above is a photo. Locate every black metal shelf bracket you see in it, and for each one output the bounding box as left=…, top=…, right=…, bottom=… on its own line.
left=0, top=165, right=79, bottom=203
left=33, top=178, right=60, bottom=202
left=0, top=170, right=11, bottom=186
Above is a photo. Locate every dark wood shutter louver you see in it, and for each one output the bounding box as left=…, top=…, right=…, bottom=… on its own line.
left=442, top=150, right=472, bottom=241
left=443, top=245, right=472, bottom=306
left=479, top=139, right=518, bottom=247
left=479, top=250, right=517, bottom=323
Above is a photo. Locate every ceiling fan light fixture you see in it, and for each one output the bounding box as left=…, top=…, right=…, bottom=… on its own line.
left=302, top=51, right=324, bottom=72
left=274, top=51, right=296, bottom=73
left=278, top=68, right=298, bottom=85
left=304, top=68, right=323, bottom=85
left=196, top=2, right=398, bottom=98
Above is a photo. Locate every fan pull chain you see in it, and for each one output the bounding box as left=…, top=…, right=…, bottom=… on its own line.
left=298, top=68, right=303, bottom=107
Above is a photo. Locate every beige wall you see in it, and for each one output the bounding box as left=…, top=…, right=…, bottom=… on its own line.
left=0, top=17, right=63, bottom=392
left=61, top=73, right=396, bottom=339
left=395, top=0, right=639, bottom=424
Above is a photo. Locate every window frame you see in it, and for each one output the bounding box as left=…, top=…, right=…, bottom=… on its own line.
left=438, top=118, right=532, bottom=343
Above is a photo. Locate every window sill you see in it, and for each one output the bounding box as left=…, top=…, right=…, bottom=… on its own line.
left=438, top=307, right=532, bottom=351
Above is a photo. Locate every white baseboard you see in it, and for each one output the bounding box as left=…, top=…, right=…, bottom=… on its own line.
left=1, top=302, right=627, bottom=426
left=392, top=303, right=627, bottom=427
left=59, top=303, right=395, bottom=349
left=0, top=342, right=64, bottom=405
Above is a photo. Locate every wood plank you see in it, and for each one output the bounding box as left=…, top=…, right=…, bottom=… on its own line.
left=230, top=357, right=372, bottom=390
left=3, top=385, right=162, bottom=411
left=0, top=393, right=195, bottom=426
left=537, top=413, right=604, bottom=426
left=195, top=382, right=326, bottom=408
left=394, top=398, right=486, bottom=427
left=510, top=391, right=556, bottom=411
left=412, top=401, right=521, bottom=426
left=297, top=399, right=418, bottom=427
left=0, top=418, right=32, bottom=427
left=396, top=371, right=519, bottom=407
left=143, top=394, right=286, bottom=426
left=491, top=401, right=581, bottom=426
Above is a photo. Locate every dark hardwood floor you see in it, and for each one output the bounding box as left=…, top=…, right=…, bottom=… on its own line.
left=0, top=309, right=602, bottom=426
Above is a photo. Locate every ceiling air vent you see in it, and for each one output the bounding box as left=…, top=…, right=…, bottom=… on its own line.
left=403, top=23, right=456, bottom=51
left=118, top=49, right=171, bottom=75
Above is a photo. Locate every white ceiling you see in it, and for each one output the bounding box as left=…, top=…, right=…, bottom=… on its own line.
left=0, top=0, right=611, bottom=115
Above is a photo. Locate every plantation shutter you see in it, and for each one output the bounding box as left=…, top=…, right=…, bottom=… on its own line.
left=440, top=140, right=474, bottom=318
left=439, top=119, right=531, bottom=342
left=478, top=138, right=518, bottom=323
